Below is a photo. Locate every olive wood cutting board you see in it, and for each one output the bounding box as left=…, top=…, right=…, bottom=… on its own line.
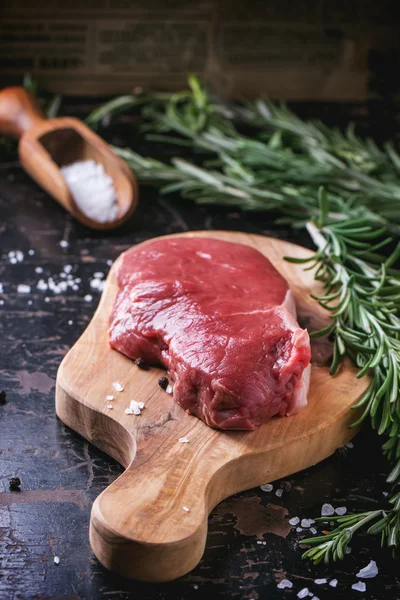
left=56, top=231, right=368, bottom=582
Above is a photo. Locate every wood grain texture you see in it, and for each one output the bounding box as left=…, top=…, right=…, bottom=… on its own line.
left=56, top=231, right=369, bottom=582
left=0, top=86, right=138, bottom=229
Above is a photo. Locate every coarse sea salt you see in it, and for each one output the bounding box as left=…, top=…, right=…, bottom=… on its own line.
left=314, top=578, right=327, bottom=585
left=275, top=488, right=283, bottom=498
left=321, top=503, right=335, bottom=517
left=329, top=579, right=338, bottom=588
left=61, top=160, right=118, bottom=223
left=107, top=404, right=113, bottom=409
left=113, top=381, right=123, bottom=392
left=297, top=588, right=309, bottom=599
left=0, top=283, right=3, bottom=293
left=53, top=556, right=60, bottom=565
left=277, top=580, right=293, bottom=589
left=179, top=437, right=189, bottom=443
left=352, top=581, right=366, bottom=592
left=335, top=506, right=347, bottom=516
left=183, top=506, right=190, bottom=512
left=289, top=517, right=300, bottom=526
left=260, top=483, right=273, bottom=493
left=296, top=527, right=303, bottom=532
left=59, top=240, right=69, bottom=248
left=356, top=560, right=378, bottom=579
left=301, top=519, right=315, bottom=528
left=166, top=384, right=173, bottom=394
left=17, top=284, right=31, bottom=294
left=84, top=294, right=93, bottom=302
left=106, top=395, right=114, bottom=401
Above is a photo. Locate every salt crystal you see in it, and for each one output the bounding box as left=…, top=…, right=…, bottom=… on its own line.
left=166, top=384, right=173, bottom=394
left=193, top=584, right=198, bottom=590
left=352, top=581, right=366, bottom=592
left=260, top=483, right=273, bottom=492
left=84, top=294, right=93, bottom=302
left=17, top=284, right=31, bottom=294
left=257, top=540, right=262, bottom=545
left=321, top=503, right=335, bottom=517
left=61, top=160, right=118, bottom=223
left=0, top=300, right=4, bottom=305
left=356, top=560, right=378, bottom=579
left=183, top=506, right=190, bottom=512
left=106, top=395, right=114, bottom=401
left=383, top=491, right=388, bottom=497
left=113, top=381, right=123, bottom=392
left=310, top=527, right=317, bottom=534
left=277, top=579, right=293, bottom=589
left=296, top=527, right=303, bottom=532
left=59, top=240, right=69, bottom=248
left=125, top=408, right=133, bottom=415
left=262, top=541, right=266, bottom=545
left=94, top=272, right=104, bottom=279
left=107, top=404, right=113, bottom=409
left=346, top=546, right=352, bottom=555
left=35, top=267, right=43, bottom=274
left=329, top=579, right=338, bottom=587
left=138, top=402, right=144, bottom=409
left=297, top=589, right=309, bottom=599
left=107, top=259, right=113, bottom=266
left=289, top=517, right=300, bottom=526
left=28, top=300, right=32, bottom=305
left=53, top=556, right=60, bottom=565
left=335, top=507, right=347, bottom=516
left=314, top=578, right=327, bottom=585
left=68, top=320, right=73, bottom=325
left=346, top=442, right=354, bottom=449
left=45, top=297, right=50, bottom=302
left=28, top=249, right=35, bottom=256
left=301, top=519, right=315, bottom=528
left=275, top=488, right=283, bottom=497
left=179, top=437, right=189, bottom=443
left=0, top=283, right=3, bottom=293
left=64, top=265, right=72, bottom=274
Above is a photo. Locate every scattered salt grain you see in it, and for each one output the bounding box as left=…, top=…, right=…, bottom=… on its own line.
left=329, top=579, right=338, bottom=588
left=8, top=250, right=24, bottom=263
left=28, top=249, right=35, bottom=256
left=352, top=581, right=366, bottom=593
left=301, top=519, right=315, bottom=528
left=35, top=267, right=43, bottom=274
left=346, top=442, right=354, bottom=449
left=321, top=503, right=335, bottom=517
left=61, top=160, right=118, bottom=223
left=257, top=540, right=262, bottom=545
left=28, top=300, right=32, bottom=305
left=183, top=506, right=190, bottom=512
left=125, top=408, right=133, bottom=415
left=45, top=297, right=50, bottom=302
left=107, top=404, right=113, bottom=409
left=17, top=284, right=31, bottom=294
left=59, top=240, right=69, bottom=248
left=63, top=265, right=72, bottom=274
left=275, top=488, right=283, bottom=498
left=166, top=384, right=173, bottom=394
left=106, top=395, right=114, bottom=401
left=68, top=320, right=73, bottom=325
left=260, top=483, right=273, bottom=493
left=335, top=507, right=347, bottom=516
left=84, top=294, right=93, bottom=302
left=289, top=517, right=300, bottom=526
left=277, top=579, right=293, bottom=589
left=53, top=556, right=60, bottom=565
left=94, top=272, right=104, bottom=279
left=296, top=527, right=303, bottom=532
left=179, top=437, right=189, bottom=444
left=346, top=546, right=352, bottom=555
left=0, top=283, right=3, bottom=293
left=383, top=491, right=388, bottom=497
left=113, top=381, right=123, bottom=392
left=297, top=589, right=309, bottom=599
left=107, top=259, right=113, bottom=266
left=356, top=560, right=378, bottom=579
left=0, top=300, right=4, bottom=305
left=314, top=578, right=327, bottom=585
left=193, top=584, right=198, bottom=590
left=310, top=527, right=317, bottom=534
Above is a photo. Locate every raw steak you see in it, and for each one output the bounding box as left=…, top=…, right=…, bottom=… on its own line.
left=109, top=237, right=311, bottom=430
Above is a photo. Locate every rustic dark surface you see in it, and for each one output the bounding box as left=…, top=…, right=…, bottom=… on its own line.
left=1, top=101, right=399, bottom=600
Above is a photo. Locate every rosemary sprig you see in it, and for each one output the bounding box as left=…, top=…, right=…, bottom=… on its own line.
left=86, top=78, right=400, bottom=562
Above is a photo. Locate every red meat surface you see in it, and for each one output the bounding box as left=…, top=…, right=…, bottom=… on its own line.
left=109, top=237, right=311, bottom=430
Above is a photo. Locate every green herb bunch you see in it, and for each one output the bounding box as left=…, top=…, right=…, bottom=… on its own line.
left=90, top=77, right=400, bottom=561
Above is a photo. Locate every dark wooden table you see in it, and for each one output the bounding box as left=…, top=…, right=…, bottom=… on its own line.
left=0, top=101, right=398, bottom=600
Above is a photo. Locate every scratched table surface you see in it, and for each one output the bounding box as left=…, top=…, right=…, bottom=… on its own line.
left=0, top=99, right=399, bottom=600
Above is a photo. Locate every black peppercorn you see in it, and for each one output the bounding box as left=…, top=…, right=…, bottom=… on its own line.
left=135, top=358, right=148, bottom=370
left=0, top=390, right=6, bottom=405
left=9, top=477, right=21, bottom=490
left=158, top=376, right=169, bottom=390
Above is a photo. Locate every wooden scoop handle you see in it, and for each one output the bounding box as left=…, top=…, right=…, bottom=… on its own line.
left=0, top=87, right=45, bottom=138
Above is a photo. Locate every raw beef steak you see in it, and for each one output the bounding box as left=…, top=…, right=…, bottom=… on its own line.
left=109, top=237, right=311, bottom=430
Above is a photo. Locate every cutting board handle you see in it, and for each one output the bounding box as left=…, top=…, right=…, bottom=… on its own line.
left=0, top=87, right=45, bottom=138
left=89, top=433, right=212, bottom=582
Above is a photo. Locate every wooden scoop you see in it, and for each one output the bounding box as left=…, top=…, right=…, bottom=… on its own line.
left=0, top=87, right=138, bottom=230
